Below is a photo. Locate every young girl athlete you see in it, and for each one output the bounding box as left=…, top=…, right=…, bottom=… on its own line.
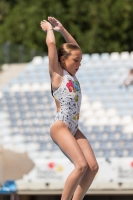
left=40, top=16, right=99, bottom=200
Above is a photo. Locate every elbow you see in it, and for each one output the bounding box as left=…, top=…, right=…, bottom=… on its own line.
left=46, top=39, right=56, bottom=46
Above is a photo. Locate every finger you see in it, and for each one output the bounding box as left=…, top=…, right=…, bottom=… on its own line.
left=48, top=18, right=53, bottom=22
left=48, top=16, right=55, bottom=21
left=51, top=17, right=57, bottom=21
left=41, top=27, right=47, bottom=32
left=40, top=20, right=47, bottom=25
left=40, top=21, right=45, bottom=25
left=48, top=16, right=52, bottom=20
left=40, top=23, right=46, bottom=28
left=48, top=19, right=56, bottom=25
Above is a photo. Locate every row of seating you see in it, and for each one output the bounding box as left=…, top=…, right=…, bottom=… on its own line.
left=0, top=54, right=133, bottom=158
left=81, top=51, right=133, bottom=62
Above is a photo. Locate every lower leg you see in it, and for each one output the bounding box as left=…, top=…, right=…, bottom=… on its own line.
left=72, top=166, right=98, bottom=200
left=61, top=165, right=87, bottom=200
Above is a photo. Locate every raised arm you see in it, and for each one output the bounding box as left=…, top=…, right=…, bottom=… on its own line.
left=40, top=19, right=61, bottom=77
left=48, top=17, right=79, bottom=47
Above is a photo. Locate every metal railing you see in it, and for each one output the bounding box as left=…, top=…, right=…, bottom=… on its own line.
left=0, top=42, right=44, bottom=70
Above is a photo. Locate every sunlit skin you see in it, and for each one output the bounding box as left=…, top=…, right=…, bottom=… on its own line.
left=60, top=50, right=82, bottom=76
left=40, top=16, right=98, bottom=200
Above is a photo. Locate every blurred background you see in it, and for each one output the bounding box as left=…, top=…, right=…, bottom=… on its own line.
left=0, top=0, right=133, bottom=200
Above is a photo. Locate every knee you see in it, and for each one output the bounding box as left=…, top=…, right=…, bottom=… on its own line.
left=90, top=162, right=99, bottom=174
left=76, top=161, right=88, bottom=174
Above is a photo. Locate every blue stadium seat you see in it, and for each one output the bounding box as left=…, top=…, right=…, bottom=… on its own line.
left=1, top=53, right=133, bottom=159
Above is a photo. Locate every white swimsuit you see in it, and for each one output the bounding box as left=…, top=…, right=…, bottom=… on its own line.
left=50, top=69, right=82, bottom=135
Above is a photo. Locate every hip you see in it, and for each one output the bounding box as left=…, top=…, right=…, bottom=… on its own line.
left=50, top=111, right=79, bottom=135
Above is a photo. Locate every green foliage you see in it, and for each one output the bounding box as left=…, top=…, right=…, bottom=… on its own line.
left=0, top=0, right=133, bottom=53
left=0, top=0, right=10, bottom=23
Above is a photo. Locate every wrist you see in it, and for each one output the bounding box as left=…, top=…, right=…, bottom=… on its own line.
left=46, top=28, right=54, bottom=32
left=47, top=24, right=53, bottom=30
left=59, top=26, right=65, bottom=33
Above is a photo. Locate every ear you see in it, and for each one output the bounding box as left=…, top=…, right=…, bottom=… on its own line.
left=60, top=56, right=66, bottom=63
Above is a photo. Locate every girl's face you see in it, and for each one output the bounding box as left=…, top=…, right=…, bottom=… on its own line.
left=61, top=49, right=82, bottom=76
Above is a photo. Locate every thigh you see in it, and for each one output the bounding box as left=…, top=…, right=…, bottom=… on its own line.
left=74, top=128, right=98, bottom=170
left=50, top=121, right=87, bottom=166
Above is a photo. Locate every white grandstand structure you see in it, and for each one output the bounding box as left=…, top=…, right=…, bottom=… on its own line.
left=0, top=52, right=133, bottom=194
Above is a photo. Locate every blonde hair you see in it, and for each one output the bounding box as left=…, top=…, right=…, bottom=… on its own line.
left=57, top=43, right=81, bottom=62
